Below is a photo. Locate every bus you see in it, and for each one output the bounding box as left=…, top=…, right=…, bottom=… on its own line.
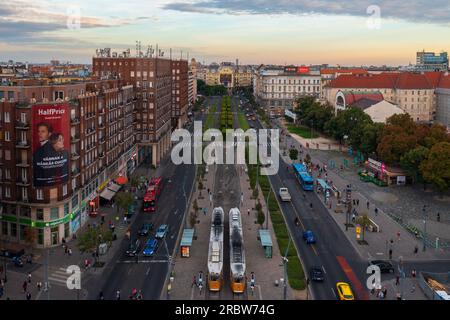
left=143, top=177, right=163, bottom=212
left=293, top=163, right=314, bottom=191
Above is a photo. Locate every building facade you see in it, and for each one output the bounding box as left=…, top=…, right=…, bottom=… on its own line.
left=416, top=51, right=449, bottom=72
left=324, top=72, right=439, bottom=123
left=171, top=59, right=189, bottom=129
left=93, top=53, right=172, bottom=166
left=254, top=66, right=321, bottom=109
left=200, top=63, right=253, bottom=90
left=0, top=80, right=138, bottom=247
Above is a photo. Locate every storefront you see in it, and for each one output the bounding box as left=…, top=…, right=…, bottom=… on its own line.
left=361, top=158, right=409, bottom=186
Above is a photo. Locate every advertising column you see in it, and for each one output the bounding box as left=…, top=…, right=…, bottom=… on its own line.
left=32, top=103, right=70, bottom=187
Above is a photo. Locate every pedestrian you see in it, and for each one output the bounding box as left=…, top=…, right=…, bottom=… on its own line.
left=62, top=237, right=66, bottom=245
left=26, top=292, right=31, bottom=300
left=99, top=291, right=104, bottom=300
left=382, top=287, right=387, bottom=298
left=396, top=292, right=402, bottom=300
left=23, top=280, right=28, bottom=293
left=356, top=199, right=359, bottom=206
left=352, top=199, right=356, bottom=206
left=375, top=208, right=378, bottom=216
left=437, top=212, right=440, bottom=222
left=414, top=245, right=418, bottom=254
left=367, top=201, right=370, bottom=209
left=411, top=284, right=416, bottom=293
left=192, top=275, right=197, bottom=288
left=37, top=281, right=42, bottom=291
left=397, top=231, right=401, bottom=241
left=389, top=249, right=392, bottom=260
left=395, top=275, right=400, bottom=286
left=116, top=290, right=121, bottom=300
left=411, top=269, right=416, bottom=278
left=247, top=208, right=250, bottom=216
left=68, top=248, right=72, bottom=256
left=28, top=272, right=32, bottom=283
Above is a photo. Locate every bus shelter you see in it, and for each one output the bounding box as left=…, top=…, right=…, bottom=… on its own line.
left=180, top=229, right=194, bottom=258
left=259, top=229, right=273, bottom=258
left=316, top=179, right=332, bottom=202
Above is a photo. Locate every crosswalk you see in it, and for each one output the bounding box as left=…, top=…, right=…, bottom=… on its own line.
left=47, top=267, right=71, bottom=287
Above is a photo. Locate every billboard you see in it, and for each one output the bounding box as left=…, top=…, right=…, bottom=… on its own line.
left=32, top=103, right=70, bottom=187
left=297, top=66, right=310, bottom=74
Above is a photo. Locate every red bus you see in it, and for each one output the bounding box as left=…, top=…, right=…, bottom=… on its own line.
left=143, top=177, right=163, bottom=212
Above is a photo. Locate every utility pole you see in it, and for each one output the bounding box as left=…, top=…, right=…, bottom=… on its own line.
left=265, top=191, right=270, bottom=230
left=422, top=205, right=427, bottom=252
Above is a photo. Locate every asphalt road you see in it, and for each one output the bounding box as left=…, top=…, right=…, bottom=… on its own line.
left=244, top=105, right=370, bottom=300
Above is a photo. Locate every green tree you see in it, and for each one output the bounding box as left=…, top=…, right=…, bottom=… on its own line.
left=115, top=191, right=134, bottom=215
left=355, top=214, right=371, bottom=242
left=304, top=153, right=311, bottom=164
left=289, top=148, right=299, bottom=160
left=420, top=142, right=450, bottom=192
left=359, top=122, right=384, bottom=157
left=400, top=146, right=429, bottom=184
left=77, top=225, right=113, bottom=265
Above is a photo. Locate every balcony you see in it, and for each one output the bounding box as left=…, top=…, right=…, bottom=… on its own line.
left=99, top=109, right=105, bottom=115
left=71, top=118, right=80, bottom=125
left=85, top=112, right=96, bottom=120
left=71, top=168, right=80, bottom=177
left=16, top=141, right=30, bottom=149
left=85, top=128, right=96, bottom=136
left=98, top=123, right=105, bottom=129
left=16, top=162, right=30, bottom=167
left=15, top=121, right=30, bottom=130
left=17, top=179, right=31, bottom=186
left=71, top=135, right=80, bottom=143
left=71, top=152, right=80, bottom=160
left=99, top=138, right=106, bottom=144
left=86, top=144, right=96, bottom=152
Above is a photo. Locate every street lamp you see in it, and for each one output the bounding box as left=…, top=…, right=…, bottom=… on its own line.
left=422, top=205, right=427, bottom=252
left=265, top=191, right=270, bottom=230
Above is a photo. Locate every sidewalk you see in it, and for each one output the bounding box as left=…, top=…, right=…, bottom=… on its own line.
left=280, top=121, right=450, bottom=262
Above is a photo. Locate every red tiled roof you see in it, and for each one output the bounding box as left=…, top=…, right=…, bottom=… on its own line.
left=328, top=72, right=447, bottom=90
left=321, top=68, right=368, bottom=75
left=436, top=73, right=450, bottom=89
left=342, top=92, right=384, bottom=105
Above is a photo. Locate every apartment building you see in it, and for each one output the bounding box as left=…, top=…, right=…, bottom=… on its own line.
left=0, top=79, right=138, bottom=247
left=189, top=58, right=198, bottom=104
left=171, top=60, right=189, bottom=129
left=254, top=66, right=321, bottom=108
left=93, top=54, right=172, bottom=166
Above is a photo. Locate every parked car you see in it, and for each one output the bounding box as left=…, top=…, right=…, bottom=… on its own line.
left=369, top=260, right=395, bottom=273
left=142, top=238, right=158, bottom=257
left=336, top=282, right=354, bottom=300
left=12, top=256, right=24, bottom=267
left=155, top=224, right=168, bottom=239
left=303, top=230, right=316, bottom=244
left=126, top=239, right=141, bottom=257
left=138, top=222, right=154, bottom=236
left=310, top=266, right=324, bottom=282
left=279, top=187, right=292, bottom=201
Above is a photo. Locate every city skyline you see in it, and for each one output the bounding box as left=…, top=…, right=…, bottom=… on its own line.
left=1, top=0, right=449, bottom=65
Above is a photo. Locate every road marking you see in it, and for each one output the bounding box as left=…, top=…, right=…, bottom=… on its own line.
left=336, top=256, right=369, bottom=300
left=146, top=266, right=151, bottom=275
left=330, top=287, right=337, bottom=298
left=322, top=266, right=327, bottom=274
left=311, top=244, right=319, bottom=256
left=119, top=259, right=168, bottom=264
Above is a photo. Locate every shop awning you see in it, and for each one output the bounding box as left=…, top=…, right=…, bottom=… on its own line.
left=108, top=182, right=121, bottom=193
left=100, top=188, right=116, bottom=201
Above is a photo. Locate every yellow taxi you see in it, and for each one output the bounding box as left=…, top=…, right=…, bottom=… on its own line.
left=336, top=282, right=355, bottom=300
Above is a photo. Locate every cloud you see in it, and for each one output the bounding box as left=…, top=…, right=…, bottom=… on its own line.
left=162, top=0, right=450, bottom=25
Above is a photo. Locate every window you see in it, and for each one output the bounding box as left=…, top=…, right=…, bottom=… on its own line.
left=1, top=221, right=7, bottom=236
left=5, top=131, right=10, bottom=141
left=64, top=203, right=69, bottom=216
left=130, top=71, right=135, bottom=77
left=4, top=112, right=10, bottom=123
left=71, top=194, right=79, bottom=209
left=10, top=223, right=17, bottom=237
left=5, top=187, right=10, bottom=198
left=36, top=189, right=44, bottom=200
left=36, top=208, right=44, bottom=220
left=62, top=184, right=68, bottom=196
left=50, top=207, right=59, bottom=220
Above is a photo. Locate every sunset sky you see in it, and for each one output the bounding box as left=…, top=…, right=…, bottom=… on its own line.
left=1, top=0, right=449, bottom=65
